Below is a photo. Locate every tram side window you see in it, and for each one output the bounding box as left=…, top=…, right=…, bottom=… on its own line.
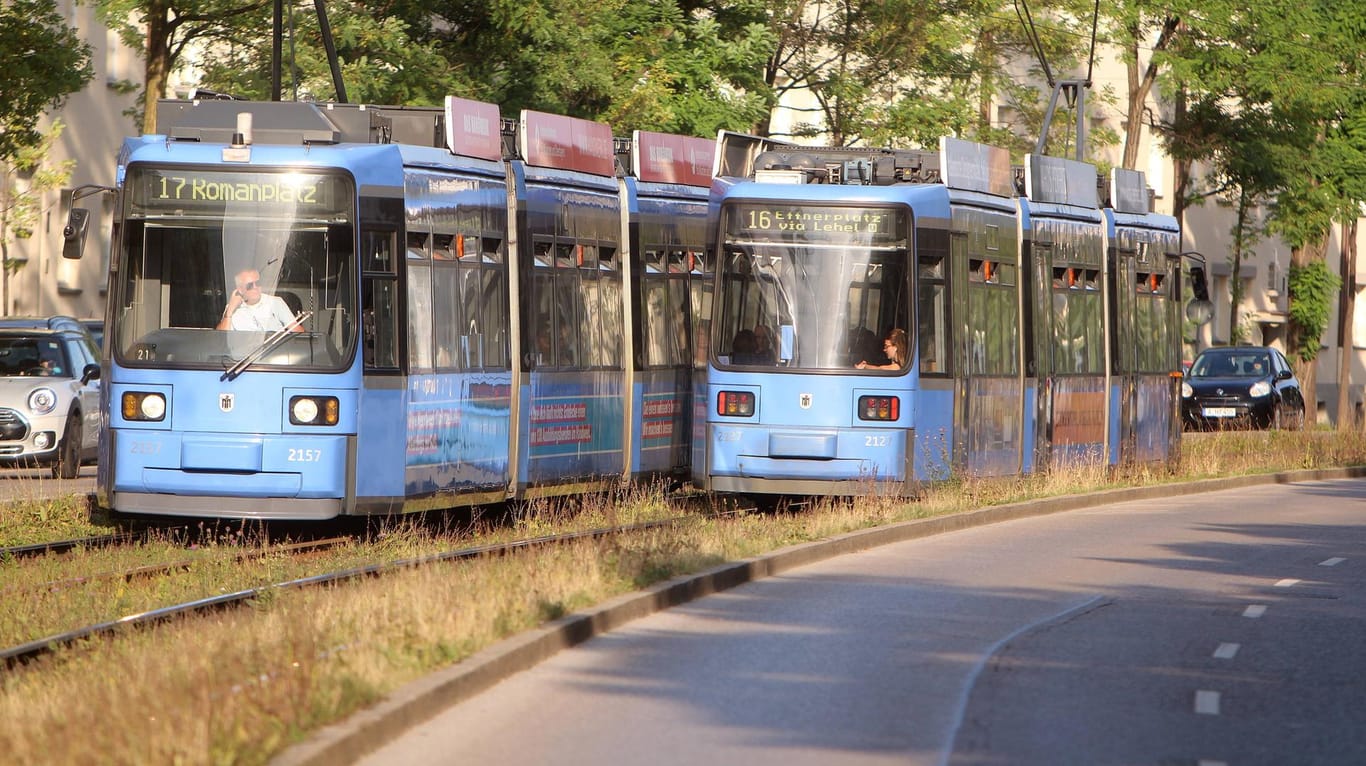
left=593, top=246, right=623, bottom=368
left=1051, top=267, right=1103, bottom=374
left=407, top=252, right=434, bottom=372
left=918, top=254, right=948, bottom=375
left=967, top=259, right=1017, bottom=376
left=363, top=230, right=400, bottom=370
left=460, top=236, right=507, bottom=369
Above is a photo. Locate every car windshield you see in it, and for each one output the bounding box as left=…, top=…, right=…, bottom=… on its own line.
left=0, top=337, right=68, bottom=377
left=1190, top=350, right=1271, bottom=378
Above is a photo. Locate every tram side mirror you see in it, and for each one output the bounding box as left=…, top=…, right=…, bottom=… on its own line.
left=1185, top=265, right=1213, bottom=325
left=779, top=325, right=795, bottom=363
left=62, top=208, right=91, bottom=260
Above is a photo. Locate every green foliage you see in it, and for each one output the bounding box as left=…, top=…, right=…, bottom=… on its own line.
left=1287, top=260, right=1341, bottom=363
left=0, top=0, right=93, bottom=163
left=1, top=122, right=76, bottom=273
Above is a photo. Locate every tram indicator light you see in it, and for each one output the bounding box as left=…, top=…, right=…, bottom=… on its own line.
left=858, top=395, right=899, bottom=422
left=717, top=391, right=755, bottom=417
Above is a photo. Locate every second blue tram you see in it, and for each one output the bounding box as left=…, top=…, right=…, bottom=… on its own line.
left=74, top=96, right=712, bottom=520
left=696, top=136, right=1184, bottom=497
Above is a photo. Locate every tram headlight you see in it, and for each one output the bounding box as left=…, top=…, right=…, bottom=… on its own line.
left=290, top=395, right=339, bottom=426
left=717, top=391, right=755, bottom=417
left=28, top=388, right=57, bottom=415
left=121, top=392, right=167, bottom=421
left=857, top=395, right=900, bottom=422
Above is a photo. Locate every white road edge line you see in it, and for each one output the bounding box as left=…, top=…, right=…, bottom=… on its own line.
left=938, top=594, right=1106, bottom=766
left=1213, top=642, right=1240, bottom=659
left=1195, top=690, right=1221, bottom=715
left=1243, top=604, right=1267, bottom=618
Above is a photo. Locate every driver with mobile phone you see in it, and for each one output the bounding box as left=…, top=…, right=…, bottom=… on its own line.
left=217, top=268, right=303, bottom=332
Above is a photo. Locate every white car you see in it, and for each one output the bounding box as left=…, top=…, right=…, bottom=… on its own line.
left=0, top=321, right=101, bottom=478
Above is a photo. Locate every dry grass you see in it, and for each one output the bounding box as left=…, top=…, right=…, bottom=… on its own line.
left=0, top=431, right=1363, bottom=765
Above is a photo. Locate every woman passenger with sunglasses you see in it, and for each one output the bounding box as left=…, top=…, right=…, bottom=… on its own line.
left=855, top=328, right=908, bottom=371
left=217, top=268, right=304, bottom=332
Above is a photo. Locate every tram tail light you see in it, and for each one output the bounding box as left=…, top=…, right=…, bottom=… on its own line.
left=858, top=395, right=899, bottom=422
left=717, top=391, right=755, bottom=417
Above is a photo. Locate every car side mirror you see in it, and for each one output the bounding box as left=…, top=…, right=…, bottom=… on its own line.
left=81, top=363, right=100, bottom=384
left=1275, top=369, right=1292, bottom=381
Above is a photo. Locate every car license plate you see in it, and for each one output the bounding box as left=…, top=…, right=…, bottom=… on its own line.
left=1202, top=406, right=1236, bottom=417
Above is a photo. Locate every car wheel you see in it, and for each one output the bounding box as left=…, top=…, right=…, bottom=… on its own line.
left=53, top=414, right=81, bottom=479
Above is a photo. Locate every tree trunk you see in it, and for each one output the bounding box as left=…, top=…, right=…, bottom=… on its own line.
left=1229, top=190, right=1248, bottom=344
left=1337, top=219, right=1359, bottom=429
left=1289, top=236, right=1328, bottom=425
left=142, top=1, right=175, bottom=134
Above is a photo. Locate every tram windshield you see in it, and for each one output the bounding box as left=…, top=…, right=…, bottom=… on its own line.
left=714, top=203, right=911, bottom=371
left=111, top=166, right=357, bottom=371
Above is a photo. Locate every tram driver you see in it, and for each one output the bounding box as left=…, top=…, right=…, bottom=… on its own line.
left=217, top=268, right=304, bottom=333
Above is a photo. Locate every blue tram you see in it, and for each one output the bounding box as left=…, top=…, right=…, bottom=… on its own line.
left=695, top=135, right=1184, bottom=497
left=67, top=96, right=712, bottom=520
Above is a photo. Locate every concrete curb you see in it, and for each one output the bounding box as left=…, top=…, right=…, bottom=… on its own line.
left=272, top=466, right=1366, bottom=766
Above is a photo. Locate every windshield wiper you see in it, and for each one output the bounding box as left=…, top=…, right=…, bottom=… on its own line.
left=220, top=311, right=313, bottom=381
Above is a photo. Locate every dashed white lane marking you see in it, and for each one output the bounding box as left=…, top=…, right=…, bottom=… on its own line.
left=1320, top=557, right=1346, bottom=567
left=1243, top=604, right=1267, bottom=618
left=1213, top=642, right=1240, bottom=659
left=1195, top=690, right=1221, bottom=715
left=1274, top=578, right=1300, bottom=588
left=1198, top=761, right=1229, bottom=766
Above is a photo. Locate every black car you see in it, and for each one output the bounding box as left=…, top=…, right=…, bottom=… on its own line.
left=1182, top=346, right=1305, bottom=430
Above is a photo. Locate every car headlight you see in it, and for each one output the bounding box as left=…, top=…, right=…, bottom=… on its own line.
left=1249, top=380, right=1271, bottom=398
left=28, top=388, right=57, bottom=414
left=1182, top=382, right=1193, bottom=398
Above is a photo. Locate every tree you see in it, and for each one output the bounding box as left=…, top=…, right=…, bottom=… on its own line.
left=0, top=0, right=93, bottom=163
left=0, top=124, right=77, bottom=316
left=94, top=1, right=277, bottom=133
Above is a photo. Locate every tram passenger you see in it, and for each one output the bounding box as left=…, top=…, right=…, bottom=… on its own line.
left=856, top=328, right=907, bottom=370
left=730, top=329, right=759, bottom=364
left=217, top=268, right=304, bottom=332
left=752, top=324, right=776, bottom=363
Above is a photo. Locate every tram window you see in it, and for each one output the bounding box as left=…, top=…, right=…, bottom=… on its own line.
left=363, top=231, right=395, bottom=273
left=432, top=233, right=456, bottom=261
left=363, top=278, right=400, bottom=369
left=407, top=262, right=434, bottom=371
left=433, top=260, right=461, bottom=369
left=597, top=268, right=623, bottom=368
left=918, top=254, right=947, bottom=375
left=406, top=231, right=429, bottom=259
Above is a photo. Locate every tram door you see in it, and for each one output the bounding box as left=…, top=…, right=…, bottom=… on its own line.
left=953, top=207, right=1025, bottom=477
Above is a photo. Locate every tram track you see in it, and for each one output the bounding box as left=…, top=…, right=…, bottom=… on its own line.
left=0, top=506, right=740, bottom=671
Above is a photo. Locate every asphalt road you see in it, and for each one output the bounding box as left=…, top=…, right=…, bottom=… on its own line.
left=0, top=465, right=96, bottom=505
left=353, top=478, right=1366, bottom=766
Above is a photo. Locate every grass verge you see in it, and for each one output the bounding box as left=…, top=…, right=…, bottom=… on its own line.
left=1, top=430, right=1363, bottom=765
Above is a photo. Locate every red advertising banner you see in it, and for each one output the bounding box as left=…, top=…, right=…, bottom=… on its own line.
left=519, top=110, right=615, bottom=177
left=633, top=130, right=714, bottom=187
left=443, top=96, right=502, bottom=162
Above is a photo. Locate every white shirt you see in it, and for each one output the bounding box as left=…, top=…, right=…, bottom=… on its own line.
left=228, top=294, right=296, bottom=331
